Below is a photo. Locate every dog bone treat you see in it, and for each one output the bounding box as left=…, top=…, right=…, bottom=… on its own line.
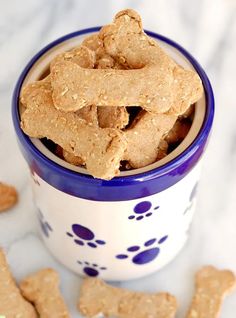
left=76, top=105, right=98, bottom=126
left=51, top=10, right=202, bottom=113
left=61, top=106, right=98, bottom=166
left=50, top=58, right=173, bottom=113
left=20, top=268, right=69, bottom=318
left=0, top=249, right=37, bottom=317
left=186, top=266, right=236, bottom=318
left=156, top=139, right=169, bottom=160
left=82, top=34, right=116, bottom=69
left=51, top=45, right=95, bottom=69
left=124, top=111, right=177, bottom=168
left=101, top=9, right=202, bottom=114
left=0, top=182, right=18, bottom=213
left=78, top=278, right=177, bottom=318
left=165, top=119, right=191, bottom=145
left=98, top=106, right=129, bottom=129
left=20, top=81, right=126, bottom=180
left=62, top=149, right=85, bottom=166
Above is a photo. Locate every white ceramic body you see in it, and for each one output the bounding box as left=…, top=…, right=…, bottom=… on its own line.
left=32, top=163, right=200, bottom=281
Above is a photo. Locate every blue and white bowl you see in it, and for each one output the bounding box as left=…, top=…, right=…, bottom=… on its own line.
left=12, top=28, right=214, bottom=281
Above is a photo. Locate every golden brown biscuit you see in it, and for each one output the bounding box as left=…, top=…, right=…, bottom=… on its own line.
left=98, top=106, right=129, bottom=129
left=82, top=33, right=116, bottom=69
left=78, top=278, right=177, bottom=318
left=124, top=110, right=177, bottom=168
left=0, top=249, right=37, bottom=317
left=0, top=182, right=18, bottom=213
left=62, top=149, right=84, bottom=166
left=50, top=10, right=202, bottom=114
left=186, top=266, right=236, bottom=318
left=20, top=268, right=69, bottom=318
left=51, top=45, right=95, bottom=69
left=165, top=119, right=191, bottom=144
left=20, top=81, right=126, bottom=180
left=76, top=105, right=98, bottom=126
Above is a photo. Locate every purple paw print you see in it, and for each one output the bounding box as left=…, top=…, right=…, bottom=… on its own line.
left=128, top=201, right=159, bottom=221
left=67, top=224, right=106, bottom=248
left=37, top=209, right=53, bottom=238
left=77, top=260, right=107, bottom=277
left=116, top=235, right=168, bottom=265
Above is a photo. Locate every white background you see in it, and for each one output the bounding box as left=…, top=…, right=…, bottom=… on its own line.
left=0, top=0, right=236, bottom=316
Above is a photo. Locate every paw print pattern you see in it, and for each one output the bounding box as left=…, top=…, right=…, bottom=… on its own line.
left=116, top=235, right=168, bottom=265
left=37, top=209, right=53, bottom=238
left=77, top=260, right=107, bottom=277
left=128, top=201, right=160, bottom=221
left=67, top=224, right=106, bottom=248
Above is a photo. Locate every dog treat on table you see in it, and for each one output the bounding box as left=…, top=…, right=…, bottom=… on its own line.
left=20, top=81, right=126, bottom=180
left=0, top=182, right=18, bottom=213
left=186, top=266, right=236, bottom=318
left=0, top=249, right=37, bottom=317
left=20, top=268, right=70, bottom=318
left=124, top=111, right=177, bottom=168
left=78, top=278, right=177, bottom=318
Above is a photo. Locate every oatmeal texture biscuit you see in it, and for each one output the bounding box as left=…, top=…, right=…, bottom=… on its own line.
left=0, top=182, right=18, bottom=212
left=78, top=278, right=177, bottom=318
left=20, top=81, right=126, bottom=180
left=83, top=34, right=129, bottom=129
left=82, top=34, right=116, bottom=69
left=51, top=45, right=95, bottom=69
left=0, top=249, right=37, bottom=317
left=98, top=106, right=129, bottom=129
left=101, top=9, right=203, bottom=115
left=62, top=149, right=85, bottom=166
left=51, top=10, right=202, bottom=114
left=124, top=110, right=177, bottom=168
left=186, top=266, right=236, bottom=318
left=20, top=268, right=69, bottom=318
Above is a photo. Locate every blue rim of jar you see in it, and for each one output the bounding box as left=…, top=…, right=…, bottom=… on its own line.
left=12, top=27, right=214, bottom=201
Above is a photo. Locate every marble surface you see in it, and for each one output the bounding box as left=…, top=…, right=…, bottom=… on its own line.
left=1, top=0, right=236, bottom=316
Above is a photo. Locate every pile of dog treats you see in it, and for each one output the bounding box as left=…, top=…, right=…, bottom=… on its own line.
left=0, top=248, right=235, bottom=318
left=20, top=9, right=203, bottom=180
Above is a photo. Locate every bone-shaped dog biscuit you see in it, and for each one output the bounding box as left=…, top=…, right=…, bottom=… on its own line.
left=101, top=9, right=203, bottom=115
left=0, top=182, right=18, bottom=212
left=51, top=45, right=95, bottom=69
left=82, top=34, right=117, bottom=69
left=51, top=10, right=202, bottom=114
left=78, top=278, right=177, bottom=318
left=98, top=106, right=129, bottom=129
left=0, top=249, right=37, bottom=317
left=186, top=266, right=236, bottom=318
left=20, top=81, right=126, bottom=180
left=20, top=268, right=69, bottom=318
left=124, top=110, right=177, bottom=168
